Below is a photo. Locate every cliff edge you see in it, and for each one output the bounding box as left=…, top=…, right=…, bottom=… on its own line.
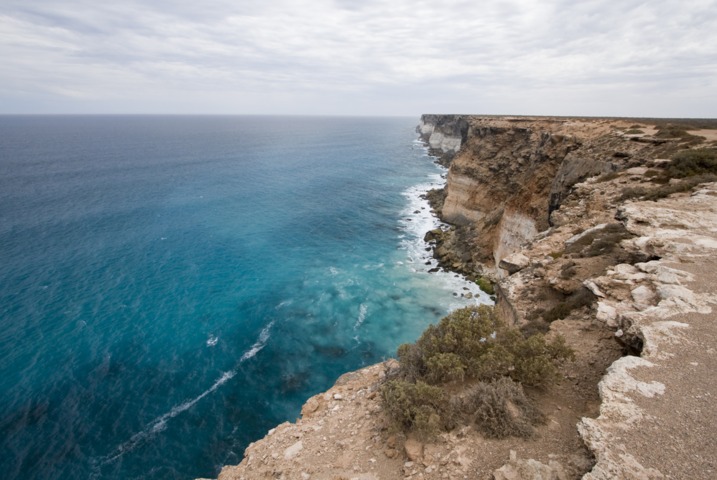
left=212, top=116, right=717, bottom=480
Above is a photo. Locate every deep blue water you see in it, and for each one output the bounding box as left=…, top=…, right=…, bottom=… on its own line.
left=0, top=116, right=489, bottom=479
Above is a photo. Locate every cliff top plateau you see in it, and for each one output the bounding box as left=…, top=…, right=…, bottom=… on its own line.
left=210, top=115, right=717, bottom=480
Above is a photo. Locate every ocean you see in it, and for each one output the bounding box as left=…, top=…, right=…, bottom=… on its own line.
left=0, top=115, right=489, bottom=479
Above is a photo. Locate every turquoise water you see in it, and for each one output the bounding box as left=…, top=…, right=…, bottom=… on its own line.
left=0, top=116, right=489, bottom=479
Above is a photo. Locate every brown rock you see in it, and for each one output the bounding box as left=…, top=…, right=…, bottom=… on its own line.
left=384, top=448, right=398, bottom=459
left=301, top=396, right=322, bottom=418
left=499, top=252, right=530, bottom=274
left=404, top=437, right=424, bottom=462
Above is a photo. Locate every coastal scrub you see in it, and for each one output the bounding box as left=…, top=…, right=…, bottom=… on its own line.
left=381, top=305, right=573, bottom=439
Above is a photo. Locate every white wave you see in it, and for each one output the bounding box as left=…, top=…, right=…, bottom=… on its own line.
left=97, top=321, right=274, bottom=467
left=354, top=303, right=368, bottom=330
left=276, top=300, right=293, bottom=309
left=394, top=161, right=494, bottom=309
left=206, top=335, right=219, bottom=347
left=99, top=369, right=237, bottom=465
left=397, top=175, right=448, bottom=268
left=240, top=320, right=274, bottom=361
left=362, top=263, right=384, bottom=271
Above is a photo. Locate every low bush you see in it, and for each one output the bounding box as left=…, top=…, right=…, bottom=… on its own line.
left=476, top=277, right=495, bottom=295
left=655, top=125, right=698, bottom=139
left=457, top=377, right=544, bottom=438
left=381, top=380, right=447, bottom=438
left=643, top=174, right=717, bottom=201
left=396, top=305, right=573, bottom=386
left=382, top=305, right=572, bottom=439
left=664, top=149, right=717, bottom=178
left=621, top=172, right=717, bottom=202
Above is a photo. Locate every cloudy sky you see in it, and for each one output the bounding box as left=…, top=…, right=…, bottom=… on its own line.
left=1, top=0, right=716, bottom=117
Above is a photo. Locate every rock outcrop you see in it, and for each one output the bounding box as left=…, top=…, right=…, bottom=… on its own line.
left=427, top=117, right=688, bottom=280
left=416, top=114, right=470, bottom=166
left=211, top=117, right=717, bottom=480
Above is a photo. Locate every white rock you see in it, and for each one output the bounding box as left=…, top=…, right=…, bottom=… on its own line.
left=565, top=223, right=608, bottom=247
left=284, top=440, right=304, bottom=460
left=631, top=285, right=655, bottom=306
left=499, top=252, right=530, bottom=274
left=596, top=302, right=618, bottom=327
left=584, top=280, right=606, bottom=298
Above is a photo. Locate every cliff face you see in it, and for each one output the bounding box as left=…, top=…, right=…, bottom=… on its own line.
left=416, top=114, right=470, bottom=166
left=420, top=116, right=677, bottom=278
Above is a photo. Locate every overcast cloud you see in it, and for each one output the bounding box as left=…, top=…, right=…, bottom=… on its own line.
left=1, top=0, right=716, bottom=116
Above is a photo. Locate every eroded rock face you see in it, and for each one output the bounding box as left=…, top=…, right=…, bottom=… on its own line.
left=432, top=116, right=672, bottom=275
left=577, top=184, right=717, bottom=480
left=417, top=114, right=470, bottom=166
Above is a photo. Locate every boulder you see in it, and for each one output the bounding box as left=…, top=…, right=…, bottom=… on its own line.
left=424, top=228, right=443, bottom=243
left=499, top=253, right=530, bottom=274
left=284, top=441, right=303, bottom=460
left=493, top=450, right=567, bottom=480
left=404, top=437, right=424, bottom=462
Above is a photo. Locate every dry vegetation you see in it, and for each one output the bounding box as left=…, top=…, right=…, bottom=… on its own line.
left=381, top=305, right=573, bottom=440
left=621, top=148, right=717, bottom=201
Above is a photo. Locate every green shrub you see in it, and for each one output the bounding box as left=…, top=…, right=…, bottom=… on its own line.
left=508, top=332, right=572, bottom=386
left=381, top=380, right=446, bottom=438
left=643, top=174, right=717, bottom=201
left=476, top=277, right=495, bottom=295
left=383, top=305, right=573, bottom=439
left=622, top=171, right=717, bottom=202
left=457, top=377, right=544, bottom=438
left=655, top=125, right=698, bottom=139
left=665, top=149, right=717, bottom=178
left=397, top=305, right=573, bottom=386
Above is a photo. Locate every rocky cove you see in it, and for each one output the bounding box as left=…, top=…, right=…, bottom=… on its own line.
left=210, top=115, right=717, bottom=480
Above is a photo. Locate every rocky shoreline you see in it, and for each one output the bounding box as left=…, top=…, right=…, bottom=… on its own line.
left=211, top=115, right=717, bottom=479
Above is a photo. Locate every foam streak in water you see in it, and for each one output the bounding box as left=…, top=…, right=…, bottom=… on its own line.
left=96, top=321, right=275, bottom=469
left=240, top=320, right=274, bottom=361
left=354, top=303, right=367, bottom=330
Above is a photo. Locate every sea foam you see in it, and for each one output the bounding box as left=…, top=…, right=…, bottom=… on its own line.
left=97, top=321, right=274, bottom=469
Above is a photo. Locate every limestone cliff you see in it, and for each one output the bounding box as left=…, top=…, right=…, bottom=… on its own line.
left=211, top=116, right=717, bottom=480
left=416, top=114, right=469, bottom=166
left=419, top=116, right=687, bottom=279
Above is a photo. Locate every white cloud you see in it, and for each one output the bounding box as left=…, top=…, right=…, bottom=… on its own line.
left=0, top=0, right=715, bottom=116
